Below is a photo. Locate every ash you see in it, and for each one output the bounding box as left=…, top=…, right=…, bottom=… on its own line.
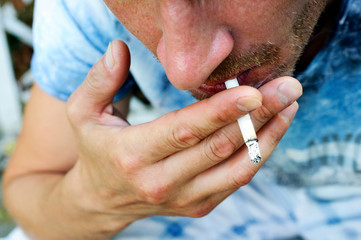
left=246, top=139, right=262, bottom=164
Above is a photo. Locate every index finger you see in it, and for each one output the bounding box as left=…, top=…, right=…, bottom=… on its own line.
left=122, top=86, right=262, bottom=161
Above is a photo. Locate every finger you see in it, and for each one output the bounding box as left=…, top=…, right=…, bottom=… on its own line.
left=67, top=40, right=130, bottom=126
left=251, top=76, right=302, bottom=129
left=155, top=77, right=302, bottom=183
left=122, top=86, right=263, bottom=161
left=183, top=102, right=299, bottom=200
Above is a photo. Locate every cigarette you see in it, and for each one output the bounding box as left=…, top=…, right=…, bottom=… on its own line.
left=225, top=79, right=262, bottom=164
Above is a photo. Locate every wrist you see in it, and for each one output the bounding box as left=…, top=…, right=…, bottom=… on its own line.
left=62, top=161, right=139, bottom=238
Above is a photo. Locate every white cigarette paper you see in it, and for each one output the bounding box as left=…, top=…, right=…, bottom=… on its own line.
left=225, top=79, right=262, bottom=164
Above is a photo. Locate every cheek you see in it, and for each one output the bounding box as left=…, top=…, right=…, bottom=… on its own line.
left=228, top=0, right=305, bottom=47
left=104, top=0, right=162, bottom=54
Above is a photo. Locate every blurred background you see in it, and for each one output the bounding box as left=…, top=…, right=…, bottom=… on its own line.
left=0, top=0, right=34, bottom=236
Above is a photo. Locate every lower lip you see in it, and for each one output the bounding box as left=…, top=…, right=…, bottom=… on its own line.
left=198, top=83, right=226, bottom=95
left=198, top=69, right=252, bottom=95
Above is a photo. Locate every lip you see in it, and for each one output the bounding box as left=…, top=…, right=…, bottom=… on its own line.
left=198, top=69, right=252, bottom=96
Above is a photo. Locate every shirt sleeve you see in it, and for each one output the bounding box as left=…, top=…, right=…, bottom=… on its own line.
left=31, top=0, right=134, bottom=102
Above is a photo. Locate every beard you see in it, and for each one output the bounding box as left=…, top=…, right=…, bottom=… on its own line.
left=190, top=0, right=327, bottom=100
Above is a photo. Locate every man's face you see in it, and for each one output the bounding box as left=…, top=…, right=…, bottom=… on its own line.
left=104, top=0, right=326, bottom=99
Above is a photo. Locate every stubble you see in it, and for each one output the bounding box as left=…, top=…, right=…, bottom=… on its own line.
left=193, top=0, right=327, bottom=100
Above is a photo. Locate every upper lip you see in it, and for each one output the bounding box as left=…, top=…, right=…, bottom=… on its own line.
left=202, top=67, right=253, bottom=87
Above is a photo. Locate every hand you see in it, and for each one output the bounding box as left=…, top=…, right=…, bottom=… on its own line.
left=65, top=40, right=302, bottom=237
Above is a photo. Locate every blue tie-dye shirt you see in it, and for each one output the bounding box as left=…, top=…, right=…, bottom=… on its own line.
left=31, top=0, right=361, bottom=239
left=263, top=0, right=361, bottom=189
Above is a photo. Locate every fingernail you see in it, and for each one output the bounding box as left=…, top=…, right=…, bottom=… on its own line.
left=279, top=102, right=299, bottom=123
left=105, top=42, right=114, bottom=69
left=237, top=96, right=262, bottom=112
left=277, top=79, right=302, bottom=105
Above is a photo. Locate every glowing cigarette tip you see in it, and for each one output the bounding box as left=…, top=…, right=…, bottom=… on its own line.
left=225, top=79, right=262, bottom=164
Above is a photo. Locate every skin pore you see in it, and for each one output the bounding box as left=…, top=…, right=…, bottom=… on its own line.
left=105, top=0, right=330, bottom=100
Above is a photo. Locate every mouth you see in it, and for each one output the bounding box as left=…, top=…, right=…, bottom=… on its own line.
left=198, top=68, right=253, bottom=96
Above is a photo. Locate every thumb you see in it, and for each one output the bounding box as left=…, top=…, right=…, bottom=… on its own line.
left=67, top=40, right=130, bottom=124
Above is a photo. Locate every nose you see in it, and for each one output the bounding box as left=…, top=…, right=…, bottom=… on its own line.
left=156, top=0, right=234, bottom=90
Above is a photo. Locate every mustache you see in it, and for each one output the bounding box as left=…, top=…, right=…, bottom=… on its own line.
left=207, top=42, right=281, bottom=82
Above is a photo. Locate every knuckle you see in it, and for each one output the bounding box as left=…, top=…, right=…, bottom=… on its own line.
left=212, top=107, right=231, bottom=125
left=169, top=125, right=202, bottom=149
left=111, top=145, right=148, bottom=175
left=253, top=106, right=274, bottom=126
left=187, top=201, right=215, bottom=218
left=204, top=131, right=238, bottom=163
left=116, top=155, right=142, bottom=175
left=205, top=97, right=232, bottom=124
left=137, top=181, right=171, bottom=205
left=84, top=66, right=108, bottom=98
left=229, top=170, right=255, bottom=188
left=171, top=195, right=193, bottom=211
left=66, top=94, right=80, bottom=125
left=86, top=67, right=102, bottom=90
